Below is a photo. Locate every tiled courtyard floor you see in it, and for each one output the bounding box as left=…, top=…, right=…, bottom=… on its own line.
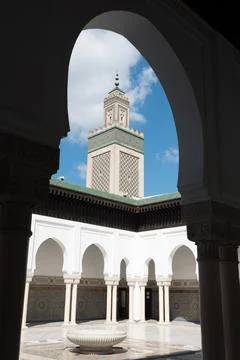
left=20, top=320, right=202, bottom=359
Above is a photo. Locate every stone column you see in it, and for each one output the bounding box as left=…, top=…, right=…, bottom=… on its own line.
left=112, top=279, right=119, bottom=323
left=21, top=274, right=33, bottom=328
left=157, top=280, right=164, bottom=324
left=163, top=279, right=171, bottom=324
left=219, top=244, right=240, bottom=360
left=128, top=280, right=135, bottom=322
left=0, top=201, right=33, bottom=358
left=196, top=242, right=225, bottom=360
left=105, top=278, right=113, bottom=323
left=63, top=277, right=73, bottom=325
left=70, top=278, right=80, bottom=324
left=186, top=215, right=226, bottom=360
left=0, top=133, right=59, bottom=360
left=139, top=281, right=147, bottom=322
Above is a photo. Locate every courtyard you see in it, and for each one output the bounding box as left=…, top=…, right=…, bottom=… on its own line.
left=20, top=319, right=202, bottom=359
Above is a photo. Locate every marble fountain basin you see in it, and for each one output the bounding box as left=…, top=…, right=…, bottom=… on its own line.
left=67, top=327, right=127, bottom=354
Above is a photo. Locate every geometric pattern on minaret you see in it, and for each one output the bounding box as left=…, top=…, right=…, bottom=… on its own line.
left=86, top=74, right=144, bottom=197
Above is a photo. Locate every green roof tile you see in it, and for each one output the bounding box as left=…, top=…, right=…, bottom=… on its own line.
left=50, top=179, right=181, bottom=206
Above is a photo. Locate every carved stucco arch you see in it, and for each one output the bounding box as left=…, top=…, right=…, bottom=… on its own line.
left=81, top=242, right=109, bottom=276
left=168, top=244, right=197, bottom=279
left=33, top=237, right=67, bottom=275
left=119, top=257, right=131, bottom=280
left=144, top=258, right=157, bottom=280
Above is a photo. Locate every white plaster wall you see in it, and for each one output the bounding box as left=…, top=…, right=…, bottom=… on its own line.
left=80, top=225, right=113, bottom=276
left=113, top=231, right=136, bottom=277
left=138, top=226, right=197, bottom=279
left=28, top=214, right=77, bottom=275
left=161, top=227, right=197, bottom=279
left=28, top=216, right=196, bottom=281
left=27, top=215, right=198, bottom=321
left=137, top=231, right=162, bottom=277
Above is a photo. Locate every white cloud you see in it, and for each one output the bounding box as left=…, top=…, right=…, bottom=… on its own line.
left=67, top=29, right=158, bottom=144
left=76, top=162, right=87, bottom=180
left=162, top=147, right=179, bottom=164
left=129, top=111, right=146, bottom=123
left=128, top=67, right=158, bottom=107
left=154, top=152, right=161, bottom=162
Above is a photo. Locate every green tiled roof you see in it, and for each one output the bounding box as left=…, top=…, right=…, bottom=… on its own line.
left=50, top=179, right=180, bottom=206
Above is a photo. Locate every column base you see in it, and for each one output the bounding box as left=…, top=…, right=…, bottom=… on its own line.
left=158, top=321, right=170, bottom=325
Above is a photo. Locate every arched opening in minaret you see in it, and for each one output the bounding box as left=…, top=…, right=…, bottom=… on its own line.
left=54, top=27, right=179, bottom=197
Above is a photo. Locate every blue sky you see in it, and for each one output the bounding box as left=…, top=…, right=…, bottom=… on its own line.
left=53, top=29, right=179, bottom=196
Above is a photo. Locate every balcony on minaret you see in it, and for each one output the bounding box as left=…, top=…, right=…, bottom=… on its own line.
left=88, top=125, right=144, bottom=139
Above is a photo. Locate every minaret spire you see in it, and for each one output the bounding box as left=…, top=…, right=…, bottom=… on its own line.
left=114, top=72, right=119, bottom=88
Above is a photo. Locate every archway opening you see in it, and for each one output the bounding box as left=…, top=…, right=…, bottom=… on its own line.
left=54, top=9, right=204, bottom=201
left=26, top=4, right=204, bottom=349
left=78, top=244, right=106, bottom=321
left=118, top=259, right=129, bottom=320
left=28, top=239, right=65, bottom=323
left=145, top=259, right=158, bottom=320
left=170, top=246, right=199, bottom=323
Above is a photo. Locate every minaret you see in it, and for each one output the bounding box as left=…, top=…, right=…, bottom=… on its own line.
left=86, top=74, right=144, bottom=197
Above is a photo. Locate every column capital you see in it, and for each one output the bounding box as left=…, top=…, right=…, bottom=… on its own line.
left=26, top=276, right=33, bottom=283
left=137, top=277, right=147, bottom=287
left=219, top=244, right=239, bottom=262
left=157, top=277, right=172, bottom=286
left=64, top=278, right=74, bottom=284
left=73, top=279, right=80, bottom=285
left=127, top=279, right=136, bottom=287
left=105, top=279, right=114, bottom=286
left=63, top=273, right=80, bottom=284
left=104, top=276, right=117, bottom=286
left=25, top=271, right=34, bottom=282
left=105, top=275, right=119, bottom=285
left=134, top=276, right=147, bottom=286
left=72, top=272, right=81, bottom=283
left=183, top=201, right=240, bottom=246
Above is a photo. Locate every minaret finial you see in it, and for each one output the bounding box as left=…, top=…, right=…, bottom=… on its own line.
left=115, top=72, right=119, bottom=88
